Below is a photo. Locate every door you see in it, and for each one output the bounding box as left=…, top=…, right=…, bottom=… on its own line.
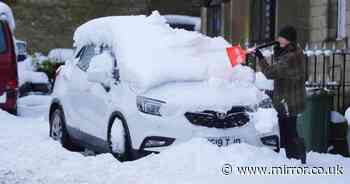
left=250, top=0, right=276, bottom=44
left=69, top=45, right=112, bottom=140
left=66, top=45, right=97, bottom=133
left=0, top=21, right=17, bottom=108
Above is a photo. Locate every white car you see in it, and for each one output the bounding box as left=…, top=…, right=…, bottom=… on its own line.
left=48, top=12, right=280, bottom=161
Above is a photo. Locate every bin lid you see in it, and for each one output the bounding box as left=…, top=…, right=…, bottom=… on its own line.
left=331, top=111, right=347, bottom=124
left=345, top=107, right=350, bottom=125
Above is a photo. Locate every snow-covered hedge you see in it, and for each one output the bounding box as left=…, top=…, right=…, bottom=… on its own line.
left=48, top=48, right=74, bottom=64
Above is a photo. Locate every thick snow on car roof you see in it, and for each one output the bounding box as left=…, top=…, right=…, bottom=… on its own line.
left=74, top=11, right=232, bottom=92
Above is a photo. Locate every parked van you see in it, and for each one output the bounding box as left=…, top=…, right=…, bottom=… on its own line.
left=0, top=19, right=18, bottom=115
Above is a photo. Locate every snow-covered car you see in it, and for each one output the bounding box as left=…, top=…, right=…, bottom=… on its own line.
left=15, top=39, right=27, bottom=62
left=48, top=12, right=279, bottom=161
left=17, top=56, right=51, bottom=97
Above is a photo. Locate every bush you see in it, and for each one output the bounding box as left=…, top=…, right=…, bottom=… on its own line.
left=30, top=54, right=64, bottom=82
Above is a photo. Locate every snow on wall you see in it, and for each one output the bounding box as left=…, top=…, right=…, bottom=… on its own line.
left=74, top=11, right=232, bottom=92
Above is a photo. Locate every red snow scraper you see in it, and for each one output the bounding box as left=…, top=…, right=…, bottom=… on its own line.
left=226, top=45, right=246, bottom=67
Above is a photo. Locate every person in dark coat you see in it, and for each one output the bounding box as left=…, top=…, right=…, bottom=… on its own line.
left=252, top=26, right=307, bottom=163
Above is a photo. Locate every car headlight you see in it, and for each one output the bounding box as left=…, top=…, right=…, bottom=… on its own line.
left=137, top=96, right=166, bottom=116
left=258, top=98, right=273, bottom=109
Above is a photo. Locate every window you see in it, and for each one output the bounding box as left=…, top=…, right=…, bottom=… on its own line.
left=250, top=0, right=276, bottom=43
left=77, top=45, right=96, bottom=71
left=337, top=0, right=347, bottom=40
left=0, top=23, right=7, bottom=54
left=75, top=47, right=85, bottom=59
left=207, top=5, right=222, bottom=37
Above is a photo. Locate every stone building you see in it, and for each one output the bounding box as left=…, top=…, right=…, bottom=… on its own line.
left=5, top=0, right=201, bottom=53
left=201, top=0, right=350, bottom=47
left=201, top=0, right=350, bottom=111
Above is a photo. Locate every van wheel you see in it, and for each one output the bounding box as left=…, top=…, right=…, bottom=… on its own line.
left=50, top=107, right=82, bottom=151
left=107, top=117, right=129, bottom=161
left=8, top=107, right=17, bottom=116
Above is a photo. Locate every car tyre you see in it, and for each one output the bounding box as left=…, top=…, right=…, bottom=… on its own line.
left=107, top=116, right=130, bottom=161
left=49, top=107, right=82, bottom=151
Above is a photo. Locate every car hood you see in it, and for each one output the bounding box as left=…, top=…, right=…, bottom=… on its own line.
left=141, top=79, right=265, bottom=115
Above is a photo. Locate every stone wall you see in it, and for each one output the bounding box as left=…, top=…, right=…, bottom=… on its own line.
left=9, top=0, right=148, bottom=53
left=6, top=0, right=201, bottom=53
left=306, top=0, right=350, bottom=47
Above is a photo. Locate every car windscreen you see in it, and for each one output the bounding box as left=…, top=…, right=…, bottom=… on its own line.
left=0, top=23, right=7, bottom=54
left=16, top=42, right=26, bottom=55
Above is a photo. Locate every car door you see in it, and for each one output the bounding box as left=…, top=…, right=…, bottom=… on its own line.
left=69, top=45, right=112, bottom=140
left=66, top=45, right=97, bottom=134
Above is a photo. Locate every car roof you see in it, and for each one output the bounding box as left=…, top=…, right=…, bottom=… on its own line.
left=73, top=11, right=231, bottom=92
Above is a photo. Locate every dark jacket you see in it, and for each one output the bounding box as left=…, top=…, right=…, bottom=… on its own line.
left=259, top=43, right=306, bottom=116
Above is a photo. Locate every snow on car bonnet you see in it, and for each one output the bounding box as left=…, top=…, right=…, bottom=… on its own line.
left=74, top=11, right=233, bottom=92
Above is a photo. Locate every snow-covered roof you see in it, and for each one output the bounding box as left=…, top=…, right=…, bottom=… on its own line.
left=74, top=11, right=231, bottom=92
left=0, top=2, right=15, bottom=31
left=164, top=15, right=201, bottom=31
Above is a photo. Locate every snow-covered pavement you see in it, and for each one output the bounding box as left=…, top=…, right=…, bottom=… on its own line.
left=0, top=96, right=349, bottom=184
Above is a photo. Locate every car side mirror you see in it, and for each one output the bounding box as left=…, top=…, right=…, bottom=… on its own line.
left=87, top=52, right=115, bottom=87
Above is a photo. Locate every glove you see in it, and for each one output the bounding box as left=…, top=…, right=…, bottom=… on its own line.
left=255, top=49, right=264, bottom=60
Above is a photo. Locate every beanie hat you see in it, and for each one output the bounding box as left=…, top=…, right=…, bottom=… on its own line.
left=278, top=26, right=297, bottom=43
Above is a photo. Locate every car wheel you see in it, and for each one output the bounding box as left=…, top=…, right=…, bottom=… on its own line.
left=107, top=117, right=130, bottom=161
left=50, top=107, right=82, bottom=151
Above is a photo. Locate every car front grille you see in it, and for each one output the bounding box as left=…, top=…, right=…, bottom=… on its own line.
left=184, top=106, right=250, bottom=129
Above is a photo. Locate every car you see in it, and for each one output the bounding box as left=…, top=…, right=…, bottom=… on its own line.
left=48, top=12, right=280, bottom=161
left=15, top=40, right=27, bottom=62
left=17, top=51, right=51, bottom=97
left=0, top=19, right=18, bottom=115
left=0, top=2, right=18, bottom=115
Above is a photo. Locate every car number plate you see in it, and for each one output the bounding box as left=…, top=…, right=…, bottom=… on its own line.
left=0, top=93, right=6, bottom=103
left=207, top=136, right=241, bottom=147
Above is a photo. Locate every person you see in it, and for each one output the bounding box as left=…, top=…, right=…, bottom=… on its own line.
left=251, top=26, right=307, bottom=163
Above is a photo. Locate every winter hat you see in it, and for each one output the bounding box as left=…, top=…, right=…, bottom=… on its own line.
left=278, top=26, right=297, bottom=43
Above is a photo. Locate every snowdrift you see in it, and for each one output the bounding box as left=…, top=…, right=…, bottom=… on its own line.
left=1, top=110, right=349, bottom=184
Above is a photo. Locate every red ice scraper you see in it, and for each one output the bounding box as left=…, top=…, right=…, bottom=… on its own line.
left=226, top=45, right=247, bottom=67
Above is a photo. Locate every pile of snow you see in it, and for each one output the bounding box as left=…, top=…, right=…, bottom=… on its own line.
left=0, top=2, right=15, bottom=31
left=255, top=72, right=274, bottom=90
left=17, top=57, right=49, bottom=86
left=164, top=15, right=201, bottom=31
left=48, top=48, right=74, bottom=63
left=18, top=95, right=52, bottom=118
left=252, top=108, right=278, bottom=134
left=74, top=11, right=232, bottom=92
left=0, top=109, right=349, bottom=183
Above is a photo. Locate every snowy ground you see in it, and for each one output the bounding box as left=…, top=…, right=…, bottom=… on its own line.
left=0, top=95, right=349, bottom=184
